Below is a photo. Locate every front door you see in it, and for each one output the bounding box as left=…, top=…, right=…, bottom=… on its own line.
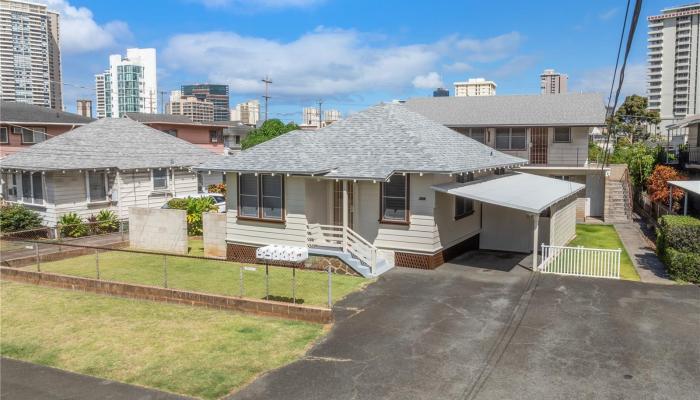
left=530, top=127, right=548, bottom=165
left=333, top=181, right=354, bottom=229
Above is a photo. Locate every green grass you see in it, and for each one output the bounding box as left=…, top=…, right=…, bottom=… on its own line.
left=187, top=238, right=205, bottom=257
left=0, top=281, right=324, bottom=399
left=31, top=247, right=367, bottom=307
left=567, top=224, right=640, bottom=281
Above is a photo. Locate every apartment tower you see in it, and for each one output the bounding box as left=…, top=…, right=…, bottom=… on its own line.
left=231, top=100, right=260, bottom=126
left=647, top=4, right=700, bottom=127
left=94, top=48, right=157, bottom=118
left=76, top=99, right=92, bottom=118
left=0, top=0, right=62, bottom=109
left=167, top=91, right=215, bottom=123
left=453, top=78, right=497, bottom=97
left=181, top=84, right=230, bottom=121
left=540, top=69, right=568, bottom=94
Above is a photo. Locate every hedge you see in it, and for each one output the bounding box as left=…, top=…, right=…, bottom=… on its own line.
left=662, top=248, right=700, bottom=283
left=656, top=215, right=700, bottom=255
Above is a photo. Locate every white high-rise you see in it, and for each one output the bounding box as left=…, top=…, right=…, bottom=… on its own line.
left=231, top=100, right=260, bottom=126
left=647, top=4, right=700, bottom=127
left=94, top=48, right=157, bottom=118
left=453, top=78, right=497, bottom=97
left=0, top=0, right=62, bottom=109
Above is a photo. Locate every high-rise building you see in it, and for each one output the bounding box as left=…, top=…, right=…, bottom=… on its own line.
left=302, top=106, right=321, bottom=127
left=433, top=87, right=449, bottom=97
left=76, top=99, right=92, bottom=118
left=181, top=84, right=229, bottom=121
left=540, top=69, right=568, bottom=94
left=647, top=4, right=700, bottom=127
left=94, top=48, right=157, bottom=118
left=166, top=91, right=215, bottom=123
left=231, top=100, right=260, bottom=126
left=0, top=0, right=62, bottom=109
left=453, top=78, right=497, bottom=97
left=324, top=109, right=341, bottom=124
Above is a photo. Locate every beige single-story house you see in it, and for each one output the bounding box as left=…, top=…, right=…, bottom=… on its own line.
left=196, top=103, right=584, bottom=276
left=0, top=118, right=218, bottom=226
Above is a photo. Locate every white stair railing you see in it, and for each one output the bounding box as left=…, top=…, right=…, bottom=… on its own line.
left=307, top=223, right=378, bottom=274
left=538, top=244, right=621, bottom=279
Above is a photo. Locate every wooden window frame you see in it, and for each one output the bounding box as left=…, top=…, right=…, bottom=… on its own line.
left=237, top=173, right=286, bottom=223
left=379, top=174, right=410, bottom=225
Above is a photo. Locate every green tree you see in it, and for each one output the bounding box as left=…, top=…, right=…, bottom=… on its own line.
left=610, top=95, right=661, bottom=142
left=610, top=141, right=661, bottom=188
left=0, top=204, right=42, bottom=232
left=241, top=119, right=299, bottom=150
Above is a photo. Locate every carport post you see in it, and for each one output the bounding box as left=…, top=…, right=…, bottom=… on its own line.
left=532, top=214, right=540, bottom=271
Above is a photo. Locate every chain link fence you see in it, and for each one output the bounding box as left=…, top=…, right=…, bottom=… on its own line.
left=1, top=239, right=366, bottom=308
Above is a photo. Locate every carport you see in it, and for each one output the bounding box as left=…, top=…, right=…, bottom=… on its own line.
left=432, top=172, right=585, bottom=270
left=668, top=180, right=700, bottom=215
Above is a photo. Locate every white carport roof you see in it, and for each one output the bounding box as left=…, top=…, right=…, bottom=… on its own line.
left=669, top=180, right=700, bottom=196
left=432, top=172, right=585, bottom=214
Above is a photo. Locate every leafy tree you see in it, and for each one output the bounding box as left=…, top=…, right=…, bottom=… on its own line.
left=609, top=141, right=661, bottom=188
left=0, top=204, right=42, bottom=232
left=166, top=197, right=218, bottom=235
left=610, top=95, right=661, bottom=142
left=647, top=165, right=686, bottom=211
left=241, top=119, right=299, bottom=150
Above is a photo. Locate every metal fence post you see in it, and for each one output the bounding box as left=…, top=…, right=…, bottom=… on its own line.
left=292, top=267, right=296, bottom=304
left=265, top=263, right=269, bottom=300
left=163, top=255, right=168, bottom=288
left=239, top=266, right=244, bottom=297
left=95, top=248, right=100, bottom=280
left=120, top=220, right=125, bottom=242
left=327, top=264, right=332, bottom=308
left=35, top=242, right=41, bottom=272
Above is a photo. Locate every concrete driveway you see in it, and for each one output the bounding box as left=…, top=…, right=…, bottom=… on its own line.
left=229, top=251, right=700, bottom=400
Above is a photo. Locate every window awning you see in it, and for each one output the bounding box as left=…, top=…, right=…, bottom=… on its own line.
left=669, top=180, right=700, bottom=196
left=432, top=172, right=585, bottom=214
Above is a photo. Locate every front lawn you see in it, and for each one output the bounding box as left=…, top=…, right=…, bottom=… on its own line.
left=568, top=224, right=640, bottom=281
left=33, top=248, right=367, bottom=307
left=0, top=281, right=324, bottom=399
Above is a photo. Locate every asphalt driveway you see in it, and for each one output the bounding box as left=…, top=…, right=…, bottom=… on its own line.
left=230, top=251, right=700, bottom=400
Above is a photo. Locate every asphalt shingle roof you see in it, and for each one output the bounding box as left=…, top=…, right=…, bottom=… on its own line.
left=197, top=103, right=527, bottom=180
left=0, top=117, right=221, bottom=171
left=404, top=93, right=606, bottom=127
left=124, top=112, right=194, bottom=124
left=1, top=101, right=94, bottom=124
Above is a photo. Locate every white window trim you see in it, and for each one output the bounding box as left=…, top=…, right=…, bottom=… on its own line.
left=553, top=127, right=572, bottom=143
left=85, top=171, right=110, bottom=204
left=151, top=169, right=171, bottom=192
left=16, top=126, right=46, bottom=144
left=495, top=128, right=527, bottom=151
left=16, top=171, right=46, bottom=206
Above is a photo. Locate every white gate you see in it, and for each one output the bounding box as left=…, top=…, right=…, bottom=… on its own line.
left=538, top=244, right=621, bottom=279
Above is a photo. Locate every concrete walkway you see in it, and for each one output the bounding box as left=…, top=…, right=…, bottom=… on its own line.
left=0, top=358, right=191, bottom=400
left=614, top=214, right=674, bottom=285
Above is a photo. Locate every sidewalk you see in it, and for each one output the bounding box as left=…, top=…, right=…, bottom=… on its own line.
left=614, top=214, right=674, bottom=285
left=0, top=358, right=190, bottom=400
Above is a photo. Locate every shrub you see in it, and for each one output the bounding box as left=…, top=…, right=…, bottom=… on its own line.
left=92, top=209, right=120, bottom=234
left=647, top=165, right=686, bottom=211
left=165, top=197, right=218, bottom=235
left=662, top=248, right=700, bottom=283
left=207, top=183, right=226, bottom=195
left=58, top=212, right=88, bottom=238
left=656, top=215, right=700, bottom=255
left=0, top=204, right=43, bottom=232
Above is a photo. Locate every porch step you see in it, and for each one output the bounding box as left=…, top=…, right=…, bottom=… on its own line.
left=308, top=247, right=393, bottom=278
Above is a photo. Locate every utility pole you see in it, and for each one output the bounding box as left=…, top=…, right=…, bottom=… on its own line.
left=261, top=76, right=272, bottom=121
left=317, top=99, right=323, bottom=128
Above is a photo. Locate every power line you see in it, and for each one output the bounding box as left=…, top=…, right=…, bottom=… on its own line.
left=261, top=76, right=272, bottom=122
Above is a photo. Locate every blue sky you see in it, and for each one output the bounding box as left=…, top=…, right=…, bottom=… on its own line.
left=48, top=0, right=671, bottom=122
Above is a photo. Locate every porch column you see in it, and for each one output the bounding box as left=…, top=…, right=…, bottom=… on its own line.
left=115, top=170, right=122, bottom=219
left=342, top=180, right=348, bottom=251
left=532, top=214, right=540, bottom=271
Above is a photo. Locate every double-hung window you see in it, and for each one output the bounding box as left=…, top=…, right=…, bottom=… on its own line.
left=495, top=128, right=527, bottom=150
left=209, top=130, right=220, bottom=143
left=467, top=128, right=486, bottom=144
left=0, top=127, right=8, bottom=144
left=554, top=127, right=571, bottom=143
left=381, top=174, right=409, bottom=223
left=86, top=171, right=108, bottom=202
left=238, top=173, right=284, bottom=221
left=20, top=172, right=43, bottom=204
left=15, top=127, right=46, bottom=144
left=454, top=173, right=474, bottom=219
left=152, top=169, right=169, bottom=191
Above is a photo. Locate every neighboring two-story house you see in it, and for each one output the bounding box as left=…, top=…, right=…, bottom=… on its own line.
left=0, top=101, right=94, bottom=158
left=405, top=93, right=608, bottom=219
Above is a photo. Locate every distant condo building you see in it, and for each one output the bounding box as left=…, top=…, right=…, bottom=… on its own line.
left=453, top=78, right=496, bottom=97
left=0, top=0, right=62, bottom=109
left=433, top=87, right=449, bottom=97
left=76, top=99, right=92, bottom=118
left=181, top=84, right=230, bottom=121
left=231, top=100, right=260, bottom=126
left=540, top=69, right=568, bottom=94
left=95, top=48, right=158, bottom=118
left=166, top=91, right=215, bottom=123
left=647, top=4, right=700, bottom=126
left=324, top=109, right=341, bottom=124
left=300, top=107, right=341, bottom=128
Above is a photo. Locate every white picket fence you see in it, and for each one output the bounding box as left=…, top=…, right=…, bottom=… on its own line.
left=538, top=244, right=621, bottom=279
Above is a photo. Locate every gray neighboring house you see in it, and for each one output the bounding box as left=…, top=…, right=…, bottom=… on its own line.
left=0, top=117, right=219, bottom=226
left=405, top=93, right=609, bottom=219
left=196, top=103, right=584, bottom=276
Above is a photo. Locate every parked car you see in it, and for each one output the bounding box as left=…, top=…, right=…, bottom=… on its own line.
left=162, top=193, right=226, bottom=212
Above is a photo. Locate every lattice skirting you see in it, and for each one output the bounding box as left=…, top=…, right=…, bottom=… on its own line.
left=394, top=234, right=480, bottom=270
left=225, top=243, right=307, bottom=269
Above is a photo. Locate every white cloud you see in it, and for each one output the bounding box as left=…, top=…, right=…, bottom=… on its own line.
left=572, top=63, right=646, bottom=99
left=412, top=72, right=443, bottom=89
left=195, top=0, right=325, bottom=9
left=443, top=61, right=472, bottom=73
left=38, top=0, right=131, bottom=53
left=162, top=28, right=528, bottom=98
